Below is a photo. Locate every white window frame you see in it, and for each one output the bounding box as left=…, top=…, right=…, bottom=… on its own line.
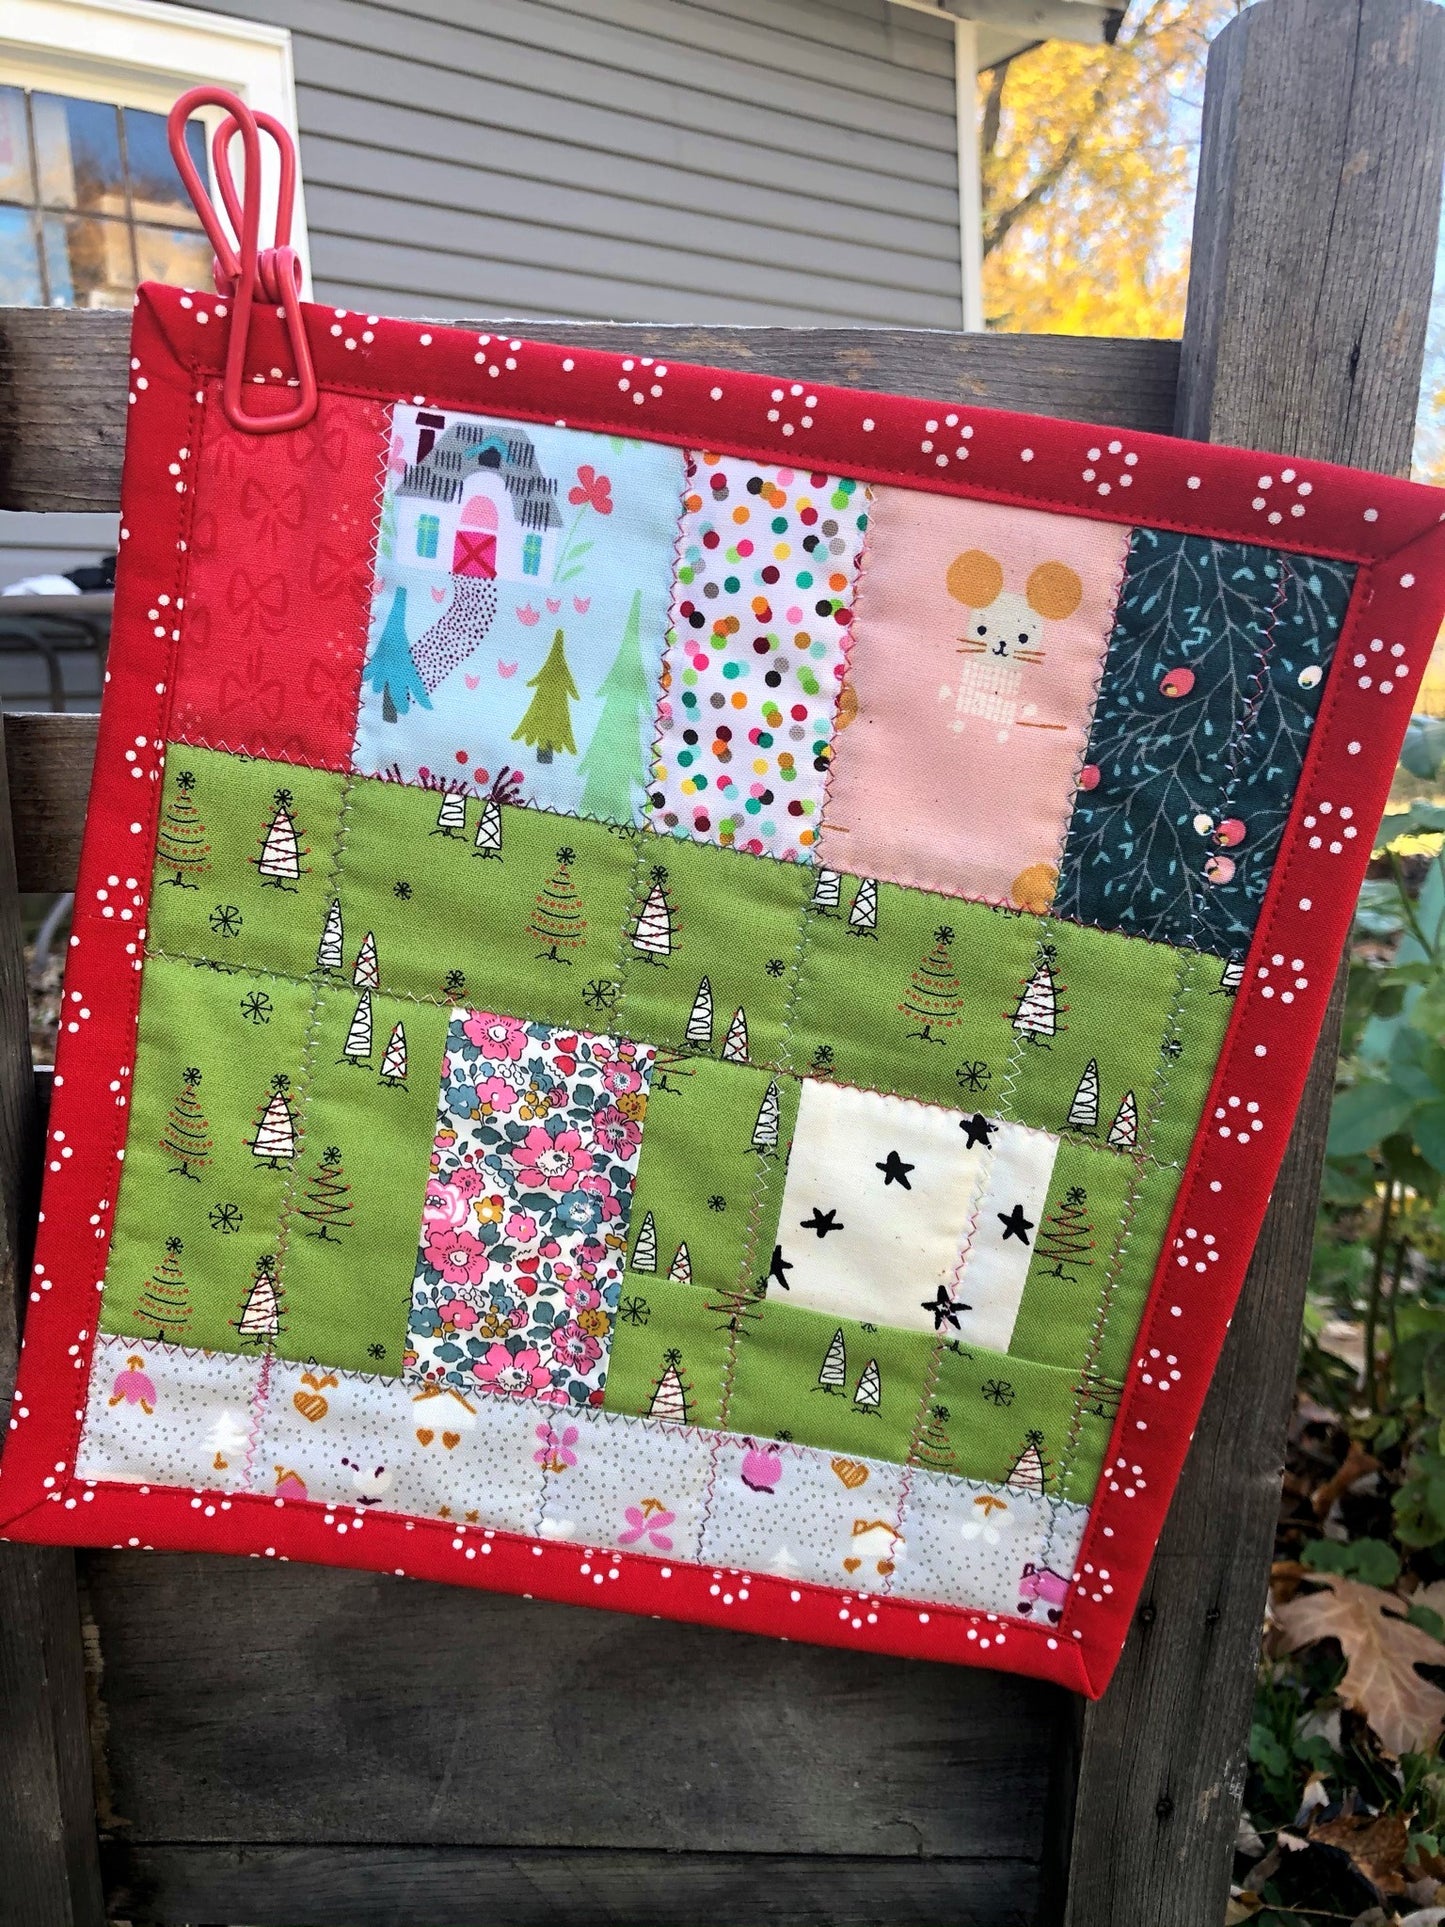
left=2, top=0, right=311, bottom=294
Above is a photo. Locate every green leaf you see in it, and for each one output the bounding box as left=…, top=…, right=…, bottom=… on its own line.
left=1416, top=1104, right=1445, bottom=1172
left=1249, top=1720, right=1292, bottom=1779
left=1409, top=1602, right=1445, bottom=1640
left=1320, top=1154, right=1380, bottom=1205
left=1301, top=1536, right=1402, bottom=1586
left=1402, top=714, right=1445, bottom=781
left=1382, top=801, right=1445, bottom=843
left=1328, top=1079, right=1416, bottom=1156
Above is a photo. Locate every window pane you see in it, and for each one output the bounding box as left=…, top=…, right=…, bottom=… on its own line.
left=33, top=95, right=125, bottom=214
left=134, top=223, right=214, bottom=289
left=0, top=206, right=42, bottom=303
left=124, top=109, right=204, bottom=227
left=40, top=217, right=73, bottom=304
left=0, top=88, right=34, bottom=205
left=42, top=213, right=135, bottom=307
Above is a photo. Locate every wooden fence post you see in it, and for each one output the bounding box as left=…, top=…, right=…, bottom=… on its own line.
left=1065, top=2, right=1445, bottom=1921
left=0, top=685, right=104, bottom=1924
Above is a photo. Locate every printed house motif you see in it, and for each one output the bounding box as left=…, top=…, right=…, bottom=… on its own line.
left=9, top=279, right=1439, bottom=1696
left=393, top=416, right=563, bottom=583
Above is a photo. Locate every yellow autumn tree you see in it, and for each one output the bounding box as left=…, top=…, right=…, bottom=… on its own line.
left=980, top=0, right=1242, bottom=338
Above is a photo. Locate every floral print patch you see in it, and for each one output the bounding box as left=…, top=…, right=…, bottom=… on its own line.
left=407, top=1012, right=655, bottom=1404
left=647, top=454, right=870, bottom=862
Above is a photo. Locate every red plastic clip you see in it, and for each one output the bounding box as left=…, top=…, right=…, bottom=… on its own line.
left=166, top=86, right=317, bottom=434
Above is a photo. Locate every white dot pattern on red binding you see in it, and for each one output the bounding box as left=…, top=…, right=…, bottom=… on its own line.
left=1249, top=466, right=1312, bottom=525
left=1080, top=438, right=1138, bottom=496
left=616, top=356, right=668, bottom=407
left=763, top=383, right=819, bottom=437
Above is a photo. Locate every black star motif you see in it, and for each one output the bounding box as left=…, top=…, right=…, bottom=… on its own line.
left=960, top=1113, right=995, bottom=1149
left=876, top=1150, right=914, bottom=1188
left=921, top=1286, right=967, bottom=1331
left=800, top=1208, right=843, bottom=1239
left=767, top=1244, right=793, bottom=1290
left=765, top=958, right=787, bottom=978
left=998, top=1203, right=1034, bottom=1244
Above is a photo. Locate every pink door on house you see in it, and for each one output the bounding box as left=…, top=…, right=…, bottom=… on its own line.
left=452, top=494, right=498, bottom=578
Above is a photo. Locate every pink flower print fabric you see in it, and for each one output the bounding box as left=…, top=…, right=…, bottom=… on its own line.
left=408, top=1013, right=655, bottom=1406
left=822, top=489, right=1130, bottom=909
left=648, top=454, right=869, bottom=861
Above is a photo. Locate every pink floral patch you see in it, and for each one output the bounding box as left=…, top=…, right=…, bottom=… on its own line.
left=410, top=1014, right=656, bottom=1406
left=463, top=1011, right=529, bottom=1061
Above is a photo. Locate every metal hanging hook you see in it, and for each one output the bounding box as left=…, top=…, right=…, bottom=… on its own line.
left=166, top=85, right=318, bottom=434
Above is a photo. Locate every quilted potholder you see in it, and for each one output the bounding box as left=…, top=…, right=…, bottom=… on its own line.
left=3, top=105, right=1444, bottom=1699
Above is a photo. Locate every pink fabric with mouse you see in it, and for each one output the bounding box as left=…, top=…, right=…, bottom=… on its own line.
left=822, top=488, right=1130, bottom=909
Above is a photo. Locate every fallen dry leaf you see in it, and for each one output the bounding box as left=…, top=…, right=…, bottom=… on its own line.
left=1271, top=1558, right=1308, bottom=1606
left=1274, top=1573, right=1445, bottom=1758
left=1412, top=1580, right=1445, bottom=1624
left=1308, top=1810, right=1409, bottom=1893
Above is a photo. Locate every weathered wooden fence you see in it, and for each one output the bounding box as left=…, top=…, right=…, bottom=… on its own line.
left=0, top=2, right=1441, bottom=1920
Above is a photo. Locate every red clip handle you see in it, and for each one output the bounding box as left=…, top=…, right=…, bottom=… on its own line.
left=166, top=86, right=317, bottom=435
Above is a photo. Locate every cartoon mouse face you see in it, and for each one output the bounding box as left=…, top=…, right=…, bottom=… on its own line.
left=938, top=550, right=1085, bottom=740
left=948, top=550, right=1084, bottom=661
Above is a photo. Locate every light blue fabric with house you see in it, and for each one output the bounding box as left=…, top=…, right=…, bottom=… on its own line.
left=353, top=405, right=686, bottom=823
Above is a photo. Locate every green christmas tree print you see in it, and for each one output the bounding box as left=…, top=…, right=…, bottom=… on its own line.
left=132, top=1236, right=190, bottom=1341
left=578, top=588, right=651, bottom=820
left=250, top=1074, right=297, bottom=1168
left=156, top=769, right=210, bottom=888
left=648, top=1348, right=692, bottom=1423
left=631, top=866, right=675, bottom=963
left=160, top=1067, right=212, bottom=1180
left=528, top=846, right=587, bottom=962
left=235, top=1253, right=284, bottom=1343
left=914, top=1401, right=955, bottom=1472
left=254, top=789, right=307, bottom=890
left=1011, top=945, right=1066, bottom=1046
left=899, top=925, right=966, bottom=1043
left=1034, top=1185, right=1094, bottom=1281
left=513, top=628, right=578, bottom=764
left=298, top=1145, right=354, bottom=1242
left=367, top=585, right=431, bottom=724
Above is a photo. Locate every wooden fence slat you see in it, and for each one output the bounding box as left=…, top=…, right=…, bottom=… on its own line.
left=101, top=1842, right=1040, bottom=1927
left=1065, top=5, right=1445, bottom=1923
left=0, top=308, right=1184, bottom=515
left=85, top=1551, right=1058, bottom=1856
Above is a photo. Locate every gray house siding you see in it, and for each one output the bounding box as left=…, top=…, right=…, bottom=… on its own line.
left=2, top=0, right=960, bottom=591
left=191, top=0, right=963, bottom=326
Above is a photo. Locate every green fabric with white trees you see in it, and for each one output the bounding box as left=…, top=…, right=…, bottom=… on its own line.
left=99, top=739, right=1240, bottom=1497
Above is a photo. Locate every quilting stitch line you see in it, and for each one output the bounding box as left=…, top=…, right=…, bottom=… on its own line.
left=1036, top=940, right=1198, bottom=1590
left=139, top=942, right=1206, bottom=1187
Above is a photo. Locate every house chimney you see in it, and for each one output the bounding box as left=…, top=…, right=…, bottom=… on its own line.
left=415, top=410, right=446, bottom=462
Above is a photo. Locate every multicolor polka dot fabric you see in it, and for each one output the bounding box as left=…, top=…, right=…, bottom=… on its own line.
left=650, top=456, right=869, bottom=860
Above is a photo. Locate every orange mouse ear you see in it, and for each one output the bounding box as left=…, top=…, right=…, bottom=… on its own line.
left=1026, top=561, right=1084, bottom=621
left=946, top=549, right=1004, bottom=608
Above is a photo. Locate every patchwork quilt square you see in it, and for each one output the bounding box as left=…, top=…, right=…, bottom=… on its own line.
left=3, top=283, right=1443, bottom=1701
